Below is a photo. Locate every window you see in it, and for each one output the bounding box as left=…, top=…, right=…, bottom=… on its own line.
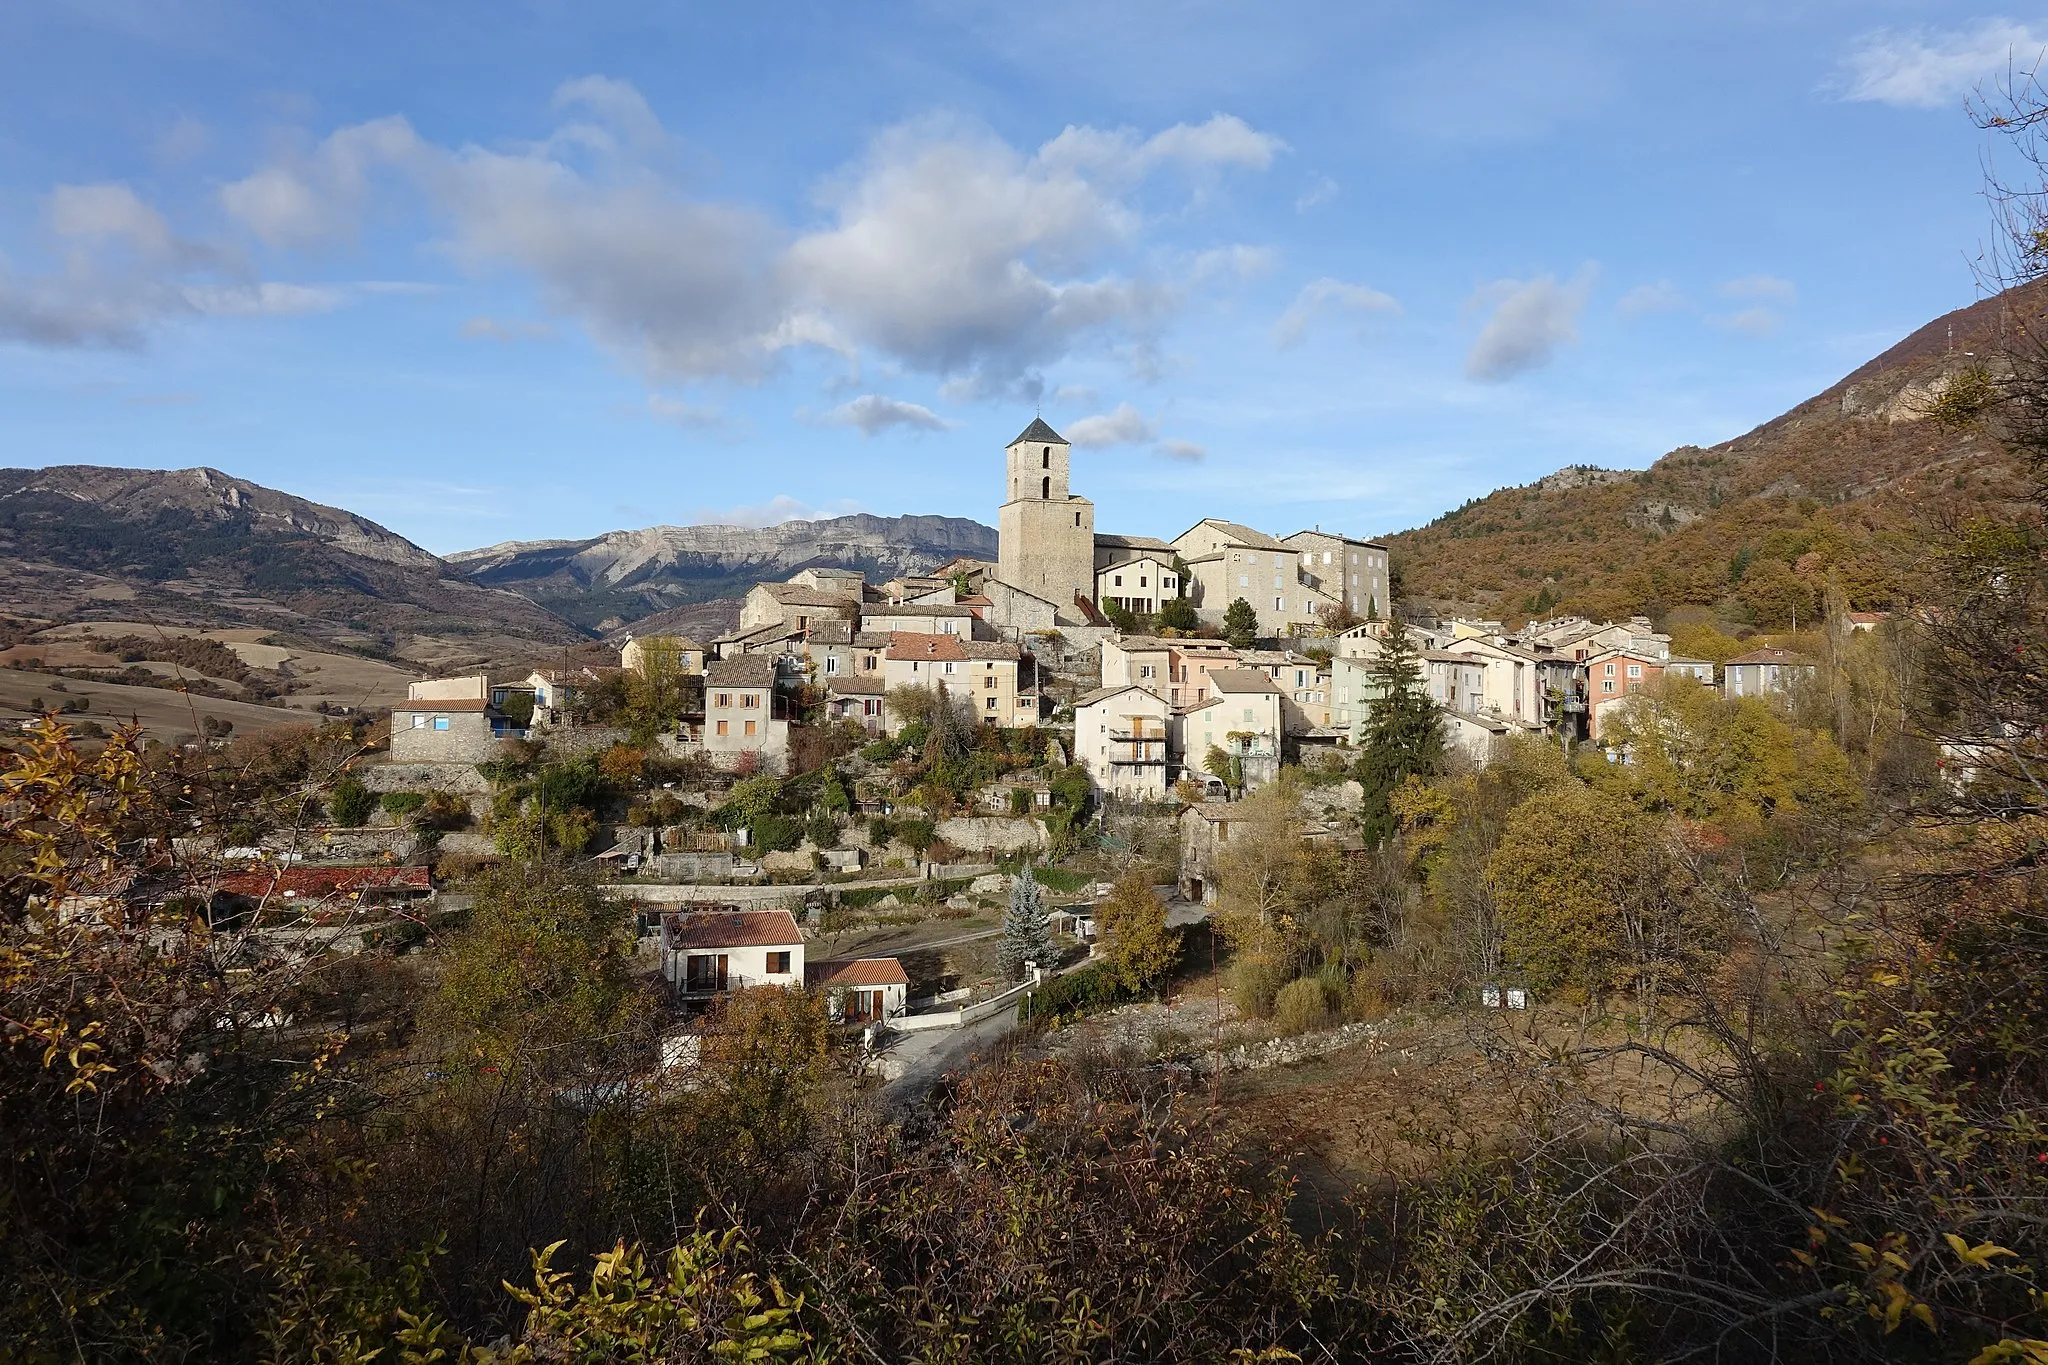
left=1163, top=576, right=1175, bottom=590
left=985, top=674, right=997, bottom=688
left=1351, top=552, right=1358, bottom=565
left=1243, top=708, right=1254, bottom=721
left=1138, top=575, right=1147, bottom=587
left=410, top=714, right=427, bottom=728
left=942, top=661, right=957, bottom=675
left=1272, top=554, right=1282, bottom=567
left=864, top=656, right=876, bottom=671
left=1604, top=664, right=1615, bottom=676
left=1601, top=680, right=1615, bottom=693
left=1041, top=448, right=1050, bottom=468
left=1114, top=574, right=1123, bottom=587
left=1138, top=664, right=1154, bottom=679
left=432, top=716, right=450, bottom=731
left=767, top=950, right=791, bottom=974
left=1074, top=511, right=1082, bottom=527
left=1322, top=551, right=1331, bottom=564
left=1274, top=596, right=1284, bottom=612
left=825, top=656, right=840, bottom=675
left=1042, top=476, right=1050, bottom=498
left=1239, top=574, right=1249, bottom=587
left=716, top=692, right=731, bottom=707
left=1627, top=664, right=1642, bottom=678
left=986, top=696, right=997, bottom=710
left=717, top=719, right=729, bottom=735
left=742, top=693, right=758, bottom=708
left=744, top=719, right=757, bottom=737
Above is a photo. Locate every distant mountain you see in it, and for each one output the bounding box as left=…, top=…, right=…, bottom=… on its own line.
left=0, top=465, right=586, bottom=659
left=450, top=513, right=998, bottom=630
left=1386, top=284, right=2042, bottom=624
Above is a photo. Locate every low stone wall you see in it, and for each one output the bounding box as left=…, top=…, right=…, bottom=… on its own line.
left=357, top=761, right=492, bottom=795
left=936, top=816, right=1047, bottom=855
left=537, top=725, right=634, bottom=758
left=1187, top=1020, right=1385, bottom=1075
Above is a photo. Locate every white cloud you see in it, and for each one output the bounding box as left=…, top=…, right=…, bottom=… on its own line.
left=461, top=315, right=554, bottom=341
left=1464, top=269, right=1595, bottom=381
left=1156, top=439, right=1205, bottom=461
left=1066, top=401, right=1157, bottom=447
left=689, top=494, right=864, bottom=528
left=1271, top=277, right=1400, bottom=348
left=204, top=86, right=1278, bottom=388
left=1717, top=307, right=1779, bottom=337
left=820, top=394, right=950, bottom=435
left=1617, top=280, right=1685, bottom=317
left=1838, top=20, right=2048, bottom=108
left=0, top=181, right=328, bottom=346
left=1295, top=175, right=1338, bottom=212
left=1719, top=274, right=1797, bottom=301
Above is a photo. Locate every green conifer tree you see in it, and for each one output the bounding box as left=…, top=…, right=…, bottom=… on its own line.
left=998, top=866, right=1053, bottom=979
left=1355, top=618, right=1446, bottom=845
left=1223, top=597, right=1259, bottom=649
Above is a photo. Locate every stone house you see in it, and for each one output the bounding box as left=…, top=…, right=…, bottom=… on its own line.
left=738, top=582, right=861, bottom=634
left=703, top=655, right=792, bottom=770
left=862, top=602, right=990, bottom=639
left=1091, top=533, right=1182, bottom=616
left=1421, top=651, right=1487, bottom=716
left=390, top=674, right=522, bottom=762
left=1443, top=710, right=1513, bottom=763
left=1073, top=683, right=1173, bottom=801
left=1185, top=667, right=1284, bottom=790
left=824, top=674, right=888, bottom=733
left=659, top=907, right=805, bottom=1001
left=1284, top=529, right=1390, bottom=622
left=1178, top=803, right=1240, bottom=902
left=619, top=635, right=704, bottom=676
left=785, top=566, right=866, bottom=597
left=1172, top=518, right=1324, bottom=636
left=881, top=633, right=1030, bottom=730
left=1442, top=636, right=1546, bottom=726
left=1724, top=648, right=1815, bottom=699
left=806, top=957, right=910, bottom=1024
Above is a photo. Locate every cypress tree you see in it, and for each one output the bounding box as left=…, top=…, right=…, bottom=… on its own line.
left=1355, top=618, right=1446, bottom=845
left=998, top=866, right=1053, bottom=979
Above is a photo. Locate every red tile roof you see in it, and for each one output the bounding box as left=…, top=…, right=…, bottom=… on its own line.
left=663, top=907, right=803, bottom=950
left=806, top=957, right=909, bottom=987
left=887, top=632, right=969, bottom=662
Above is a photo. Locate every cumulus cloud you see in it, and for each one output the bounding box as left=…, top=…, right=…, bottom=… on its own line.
left=1271, top=277, right=1401, bottom=347
left=1719, top=274, right=1797, bottom=301
left=689, top=494, right=864, bottom=528
left=0, top=181, right=341, bottom=346
left=1617, top=280, right=1685, bottom=317
left=1464, top=269, right=1595, bottom=381
left=201, top=85, right=1279, bottom=388
left=1190, top=244, right=1275, bottom=282
left=1838, top=20, right=2048, bottom=108
left=1066, top=402, right=1157, bottom=447
left=820, top=394, right=950, bottom=435
left=1156, top=439, right=1205, bottom=461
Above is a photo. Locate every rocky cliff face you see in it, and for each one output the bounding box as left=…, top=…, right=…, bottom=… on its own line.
left=451, top=513, right=998, bottom=628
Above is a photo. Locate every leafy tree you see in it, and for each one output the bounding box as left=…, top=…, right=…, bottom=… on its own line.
left=1203, top=742, right=1242, bottom=793
left=1102, top=599, right=1137, bottom=632
left=1098, top=870, right=1180, bottom=993
left=1157, top=595, right=1199, bottom=632
left=1355, top=618, right=1446, bottom=845
left=1223, top=597, right=1259, bottom=649
left=998, top=867, right=1054, bottom=978
left=431, top=863, right=648, bottom=1063
left=1485, top=781, right=1656, bottom=997
left=328, top=774, right=374, bottom=827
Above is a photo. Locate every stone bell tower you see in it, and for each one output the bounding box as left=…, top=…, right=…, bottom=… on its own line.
left=997, top=417, right=1094, bottom=615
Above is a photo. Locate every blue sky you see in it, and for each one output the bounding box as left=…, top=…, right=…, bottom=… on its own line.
left=0, top=2, right=2027, bottom=553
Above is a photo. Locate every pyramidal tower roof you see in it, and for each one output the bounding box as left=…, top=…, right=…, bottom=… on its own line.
left=1009, top=416, right=1066, bottom=446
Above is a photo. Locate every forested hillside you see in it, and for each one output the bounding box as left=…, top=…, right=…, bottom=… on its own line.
left=1388, top=283, right=2046, bottom=626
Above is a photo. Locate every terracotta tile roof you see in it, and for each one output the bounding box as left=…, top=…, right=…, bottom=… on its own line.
left=213, top=865, right=432, bottom=898
left=1075, top=683, right=1153, bottom=707
left=887, top=632, right=969, bottom=662
left=869, top=602, right=974, bottom=618
left=827, top=674, right=888, bottom=696
left=958, top=640, right=1020, bottom=660
left=662, top=908, right=803, bottom=950
left=806, top=956, right=909, bottom=988
left=764, top=584, right=860, bottom=608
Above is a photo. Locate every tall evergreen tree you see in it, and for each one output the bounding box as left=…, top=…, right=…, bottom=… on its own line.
left=1355, top=618, right=1446, bottom=845
left=1223, top=597, right=1259, bottom=649
left=998, top=866, right=1053, bottom=978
